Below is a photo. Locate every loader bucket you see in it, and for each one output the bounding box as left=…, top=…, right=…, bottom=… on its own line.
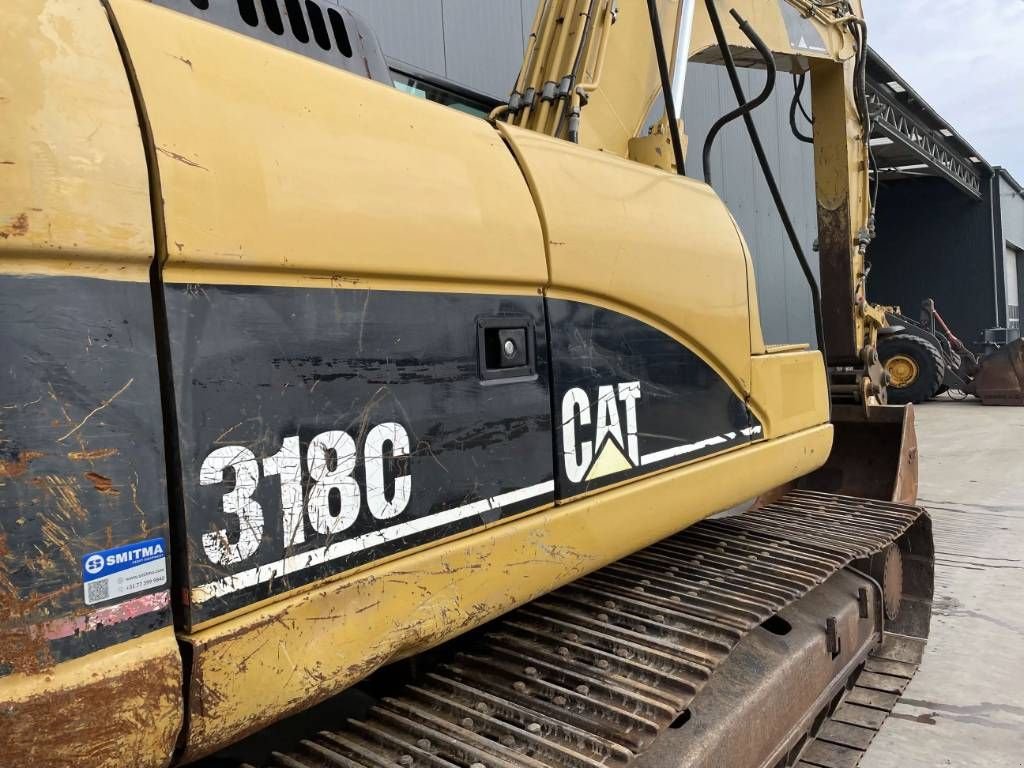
left=969, top=338, right=1024, bottom=405
left=796, top=404, right=919, bottom=504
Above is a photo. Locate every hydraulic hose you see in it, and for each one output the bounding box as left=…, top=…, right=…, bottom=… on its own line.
left=703, top=0, right=827, bottom=359
left=647, top=0, right=687, bottom=176
left=789, top=72, right=814, bottom=144
left=700, top=13, right=776, bottom=184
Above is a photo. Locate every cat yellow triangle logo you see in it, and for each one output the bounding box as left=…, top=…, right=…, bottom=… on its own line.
left=585, top=438, right=633, bottom=482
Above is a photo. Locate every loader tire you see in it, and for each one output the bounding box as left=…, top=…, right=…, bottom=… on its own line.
left=880, top=334, right=946, bottom=404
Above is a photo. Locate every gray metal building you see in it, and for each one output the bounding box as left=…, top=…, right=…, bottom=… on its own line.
left=997, top=169, right=1024, bottom=332
left=865, top=51, right=1023, bottom=348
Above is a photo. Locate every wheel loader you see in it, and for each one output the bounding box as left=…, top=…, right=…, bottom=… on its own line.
left=879, top=299, right=1024, bottom=405
left=0, top=1, right=933, bottom=767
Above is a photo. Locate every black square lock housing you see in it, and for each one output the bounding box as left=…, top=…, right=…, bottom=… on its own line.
left=496, top=328, right=528, bottom=368
left=477, top=317, right=536, bottom=382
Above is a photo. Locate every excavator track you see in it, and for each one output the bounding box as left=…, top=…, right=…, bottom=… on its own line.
left=252, top=491, right=932, bottom=768
left=797, top=634, right=925, bottom=768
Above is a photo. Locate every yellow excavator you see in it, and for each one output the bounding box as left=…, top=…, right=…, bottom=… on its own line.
left=0, top=1, right=932, bottom=767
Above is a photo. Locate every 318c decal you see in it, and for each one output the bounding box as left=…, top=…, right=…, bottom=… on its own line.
left=199, top=423, right=410, bottom=565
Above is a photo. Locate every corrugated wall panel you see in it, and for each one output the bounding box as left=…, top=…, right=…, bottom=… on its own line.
left=682, top=63, right=818, bottom=346
left=997, top=175, right=1024, bottom=324
left=341, top=0, right=446, bottom=75
left=1005, top=248, right=1019, bottom=328
left=1000, top=176, right=1024, bottom=251
left=1018, top=251, right=1024, bottom=327
left=522, top=0, right=541, bottom=48
left=442, top=0, right=527, bottom=99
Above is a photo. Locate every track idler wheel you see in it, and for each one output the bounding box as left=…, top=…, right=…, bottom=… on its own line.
left=869, top=545, right=904, bottom=621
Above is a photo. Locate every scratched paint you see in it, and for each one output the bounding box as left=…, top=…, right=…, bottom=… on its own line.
left=163, top=283, right=554, bottom=626
left=547, top=299, right=759, bottom=499
left=0, top=275, right=172, bottom=672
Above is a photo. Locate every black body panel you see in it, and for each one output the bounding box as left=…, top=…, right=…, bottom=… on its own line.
left=0, top=276, right=171, bottom=672
left=547, top=299, right=757, bottom=499
left=164, top=285, right=554, bottom=626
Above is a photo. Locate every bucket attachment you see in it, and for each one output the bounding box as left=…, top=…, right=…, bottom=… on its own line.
left=796, top=404, right=918, bottom=504
left=969, top=338, right=1024, bottom=405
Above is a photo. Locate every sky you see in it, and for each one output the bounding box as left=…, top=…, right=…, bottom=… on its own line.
left=861, top=0, right=1024, bottom=180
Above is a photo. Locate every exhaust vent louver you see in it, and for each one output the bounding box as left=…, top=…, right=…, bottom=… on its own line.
left=153, top=0, right=391, bottom=84
left=284, top=0, right=310, bottom=43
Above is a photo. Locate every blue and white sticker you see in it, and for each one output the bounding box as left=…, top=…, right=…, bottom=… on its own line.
left=81, top=537, right=168, bottom=605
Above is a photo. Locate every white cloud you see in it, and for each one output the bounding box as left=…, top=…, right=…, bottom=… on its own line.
left=862, top=0, right=1024, bottom=178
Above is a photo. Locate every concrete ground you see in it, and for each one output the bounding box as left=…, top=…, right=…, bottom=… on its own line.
left=861, top=400, right=1024, bottom=768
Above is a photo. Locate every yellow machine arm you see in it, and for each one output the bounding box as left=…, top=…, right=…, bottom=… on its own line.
left=501, top=0, right=887, bottom=404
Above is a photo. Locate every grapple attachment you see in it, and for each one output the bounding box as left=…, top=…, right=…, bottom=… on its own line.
left=969, top=338, right=1024, bottom=406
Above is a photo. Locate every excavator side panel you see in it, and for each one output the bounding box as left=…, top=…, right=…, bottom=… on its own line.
left=105, top=1, right=837, bottom=758
left=106, top=0, right=555, bottom=633
left=0, top=2, right=182, bottom=766
left=497, top=127, right=774, bottom=500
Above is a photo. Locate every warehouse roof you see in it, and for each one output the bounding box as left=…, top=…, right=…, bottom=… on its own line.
left=867, top=49, right=991, bottom=199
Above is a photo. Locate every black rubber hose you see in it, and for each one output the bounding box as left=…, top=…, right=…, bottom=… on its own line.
left=646, top=0, right=686, bottom=176
left=701, top=16, right=777, bottom=183
left=795, top=72, right=814, bottom=125
left=789, top=73, right=814, bottom=144
left=848, top=19, right=878, bottom=226
left=848, top=18, right=871, bottom=138
left=704, top=1, right=827, bottom=358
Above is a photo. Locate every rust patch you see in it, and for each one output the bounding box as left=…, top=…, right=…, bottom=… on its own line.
left=84, top=472, right=119, bottom=496
left=67, top=448, right=118, bottom=461
left=0, top=534, right=8, bottom=558
left=156, top=145, right=209, bottom=171
left=0, top=625, right=55, bottom=676
left=0, top=582, right=75, bottom=623
left=0, top=450, right=44, bottom=478
left=0, top=641, right=182, bottom=767
left=0, top=582, right=61, bottom=674
left=0, top=212, right=29, bottom=239
left=26, top=551, right=56, bottom=575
